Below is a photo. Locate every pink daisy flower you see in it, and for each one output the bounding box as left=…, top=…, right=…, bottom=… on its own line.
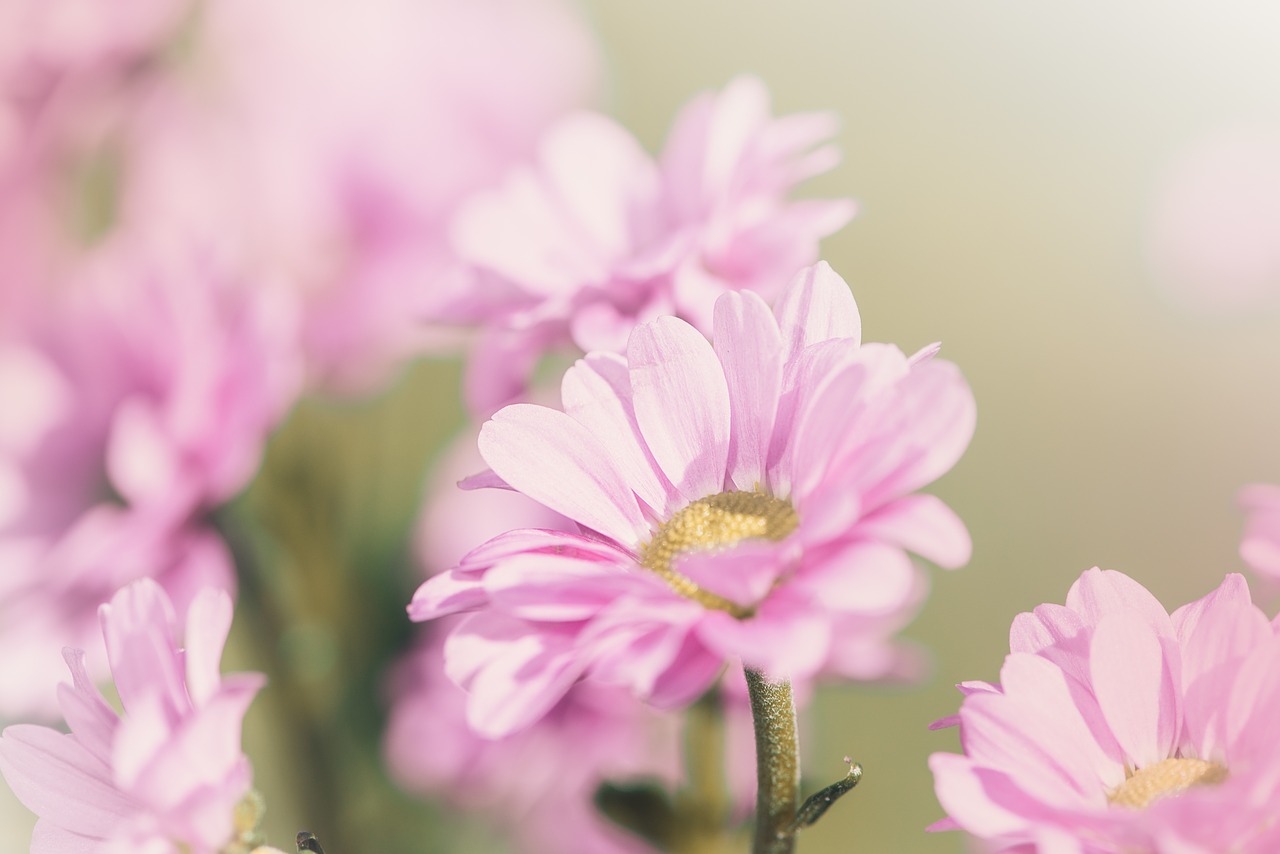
left=410, top=261, right=975, bottom=736
left=1239, top=483, right=1280, bottom=585
left=929, top=568, right=1280, bottom=853
left=437, top=75, right=856, bottom=416
left=0, top=578, right=266, bottom=853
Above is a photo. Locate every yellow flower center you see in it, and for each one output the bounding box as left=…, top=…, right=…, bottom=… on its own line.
left=1107, top=757, right=1228, bottom=810
left=639, top=490, right=799, bottom=618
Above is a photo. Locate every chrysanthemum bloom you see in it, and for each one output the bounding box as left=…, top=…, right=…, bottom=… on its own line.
left=385, top=625, right=679, bottom=854
left=436, top=75, right=856, bottom=415
left=410, top=261, right=975, bottom=736
left=0, top=238, right=299, bottom=715
left=1239, top=483, right=1280, bottom=585
left=929, top=568, right=1280, bottom=853
left=0, top=578, right=267, bottom=853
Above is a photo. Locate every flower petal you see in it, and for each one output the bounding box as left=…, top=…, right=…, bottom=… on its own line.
left=1088, top=613, right=1180, bottom=769
left=713, top=290, right=783, bottom=491
left=0, top=725, right=135, bottom=837
left=479, top=404, right=648, bottom=547
left=628, top=316, right=731, bottom=502
left=773, top=261, right=861, bottom=363
left=561, top=352, right=676, bottom=517
left=857, top=494, right=971, bottom=569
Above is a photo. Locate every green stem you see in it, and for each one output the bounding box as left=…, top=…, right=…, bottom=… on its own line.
left=744, top=669, right=799, bottom=854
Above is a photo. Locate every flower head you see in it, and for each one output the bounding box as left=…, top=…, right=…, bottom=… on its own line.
left=929, top=568, right=1280, bottom=853
left=438, top=75, right=855, bottom=415
left=411, top=261, right=975, bottom=735
left=0, top=578, right=266, bottom=853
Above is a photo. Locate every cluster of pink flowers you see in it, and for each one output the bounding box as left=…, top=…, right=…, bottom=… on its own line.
left=0, top=579, right=266, bottom=852
left=8, top=4, right=1280, bottom=853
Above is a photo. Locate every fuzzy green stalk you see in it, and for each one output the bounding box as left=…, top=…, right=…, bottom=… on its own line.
left=745, top=669, right=799, bottom=854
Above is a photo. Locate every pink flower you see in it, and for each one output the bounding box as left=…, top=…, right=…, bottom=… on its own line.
left=929, top=569, right=1280, bottom=853
left=0, top=237, right=298, bottom=715
left=120, top=0, right=601, bottom=390
left=439, top=75, right=855, bottom=415
left=410, top=261, right=975, bottom=736
left=0, top=578, right=265, bottom=853
left=385, top=625, right=678, bottom=854
left=1239, top=483, right=1280, bottom=585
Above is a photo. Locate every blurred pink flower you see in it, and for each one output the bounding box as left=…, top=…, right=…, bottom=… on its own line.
left=120, top=0, right=601, bottom=390
left=930, top=569, right=1280, bottom=853
left=1239, top=483, right=1280, bottom=585
left=410, top=262, right=974, bottom=736
left=1146, top=128, right=1280, bottom=313
left=439, top=75, right=855, bottom=415
left=0, top=237, right=299, bottom=715
left=0, top=578, right=264, bottom=853
left=385, top=625, right=678, bottom=854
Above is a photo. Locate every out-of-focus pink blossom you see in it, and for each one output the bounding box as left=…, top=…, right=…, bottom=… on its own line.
left=121, top=0, right=601, bottom=390
left=439, top=76, right=855, bottom=416
left=1147, top=128, right=1280, bottom=313
left=930, top=569, right=1280, bottom=853
left=1239, top=483, right=1280, bottom=585
left=0, top=237, right=299, bottom=715
left=410, top=262, right=974, bottom=736
left=385, top=625, right=678, bottom=854
left=0, top=578, right=265, bottom=853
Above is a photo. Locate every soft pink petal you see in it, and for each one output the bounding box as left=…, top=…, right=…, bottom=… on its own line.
left=696, top=590, right=832, bottom=679
left=713, top=290, right=783, bottom=491
left=99, top=580, right=186, bottom=719
left=1088, top=613, right=1180, bottom=769
left=856, top=494, right=971, bottom=569
left=479, top=404, right=648, bottom=546
left=408, top=569, right=489, bottom=622
left=484, top=552, right=639, bottom=621
left=30, top=822, right=110, bottom=854
left=773, top=261, right=861, bottom=363
left=928, top=753, right=1038, bottom=839
left=183, top=588, right=233, bottom=708
left=55, top=649, right=119, bottom=767
left=0, top=726, right=136, bottom=837
left=673, top=540, right=795, bottom=609
left=1065, top=568, right=1174, bottom=635
left=445, top=614, right=587, bottom=737
left=561, top=352, right=676, bottom=517
left=793, top=540, right=919, bottom=616
left=627, top=316, right=731, bottom=502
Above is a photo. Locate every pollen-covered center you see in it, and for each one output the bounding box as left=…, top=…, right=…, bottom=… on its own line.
left=1107, top=757, right=1228, bottom=810
left=640, top=491, right=799, bottom=618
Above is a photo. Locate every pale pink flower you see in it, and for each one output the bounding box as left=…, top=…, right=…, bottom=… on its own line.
left=1239, top=483, right=1280, bottom=585
left=930, top=569, right=1280, bottom=853
left=385, top=625, right=678, bottom=854
left=0, top=578, right=265, bottom=853
left=410, top=261, right=974, bottom=736
left=439, top=75, right=855, bottom=415
left=120, top=0, right=601, bottom=390
left=0, top=237, right=298, bottom=715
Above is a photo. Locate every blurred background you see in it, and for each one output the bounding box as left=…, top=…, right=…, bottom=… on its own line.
left=5, top=1, right=1280, bottom=852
